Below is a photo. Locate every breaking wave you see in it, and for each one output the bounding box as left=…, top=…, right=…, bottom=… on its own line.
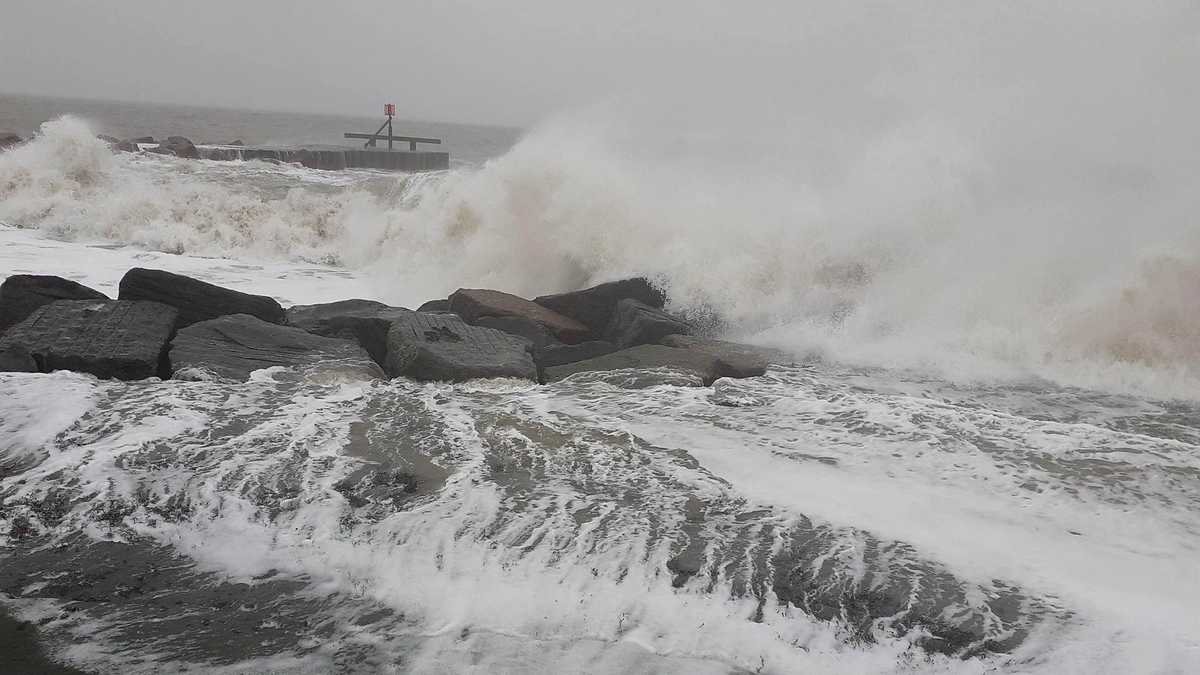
left=2, top=102, right=1199, bottom=396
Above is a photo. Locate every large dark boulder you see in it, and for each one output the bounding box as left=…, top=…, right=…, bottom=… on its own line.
left=450, top=288, right=590, bottom=344
left=116, top=139, right=140, bottom=153
left=543, top=344, right=724, bottom=386
left=286, top=299, right=410, bottom=368
left=0, top=300, right=177, bottom=380
left=204, top=148, right=231, bottom=161
left=603, top=298, right=691, bottom=350
left=97, top=134, right=121, bottom=148
left=660, top=335, right=772, bottom=378
left=158, top=136, right=200, bottom=159
left=0, top=133, right=22, bottom=150
left=385, top=313, right=536, bottom=382
left=134, top=136, right=156, bottom=144
left=170, top=314, right=383, bottom=382
left=534, top=278, right=665, bottom=337
left=0, top=275, right=109, bottom=335
left=118, top=268, right=286, bottom=329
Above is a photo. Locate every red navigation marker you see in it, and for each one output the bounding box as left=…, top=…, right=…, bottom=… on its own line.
left=384, top=104, right=396, bottom=117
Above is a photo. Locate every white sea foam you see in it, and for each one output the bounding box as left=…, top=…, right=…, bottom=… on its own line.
left=2, top=362, right=1198, bottom=673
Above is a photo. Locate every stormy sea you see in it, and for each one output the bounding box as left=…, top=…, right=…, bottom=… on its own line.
left=0, top=94, right=1198, bottom=674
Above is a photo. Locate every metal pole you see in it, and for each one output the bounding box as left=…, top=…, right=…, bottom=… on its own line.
left=388, top=116, right=394, bottom=150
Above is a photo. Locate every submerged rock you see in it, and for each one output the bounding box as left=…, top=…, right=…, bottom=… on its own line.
left=450, top=288, right=590, bottom=344
left=0, top=300, right=177, bottom=380
left=603, top=298, right=691, bottom=350
left=116, top=139, right=139, bottom=153
left=286, top=299, right=410, bottom=369
left=0, top=132, right=22, bottom=150
left=0, top=274, right=109, bottom=335
left=119, top=268, right=286, bottom=329
left=385, top=312, right=536, bottom=382
left=543, top=344, right=724, bottom=386
left=158, top=135, right=200, bottom=159
left=534, top=278, right=665, bottom=337
left=170, top=314, right=383, bottom=382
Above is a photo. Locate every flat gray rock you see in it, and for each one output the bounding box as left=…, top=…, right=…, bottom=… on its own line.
left=603, top=298, right=692, bottom=350
left=475, top=316, right=556, bottom=350
left=0, top=300, right=177, bottom=380
left=170, top=314, right=384, bottom=382
left=660, top=335, right=772, bottom=378
left=119, top=268, right=286, bottom=328
left=539, top=340, right=616, bottom=370
left=0, top=274, right=108, bottom=335
left=286, top=299, right=410, bottom=368
left=534, top=278, right=665, bottom=337
left=385, top=313, right=536, bottom=382
left=543, top=344, right=723, bottom=386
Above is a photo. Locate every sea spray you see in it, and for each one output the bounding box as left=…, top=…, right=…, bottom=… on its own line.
left=4, top=88, right=1200, bottom=396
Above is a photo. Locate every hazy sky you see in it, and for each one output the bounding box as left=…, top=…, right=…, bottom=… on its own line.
left=2, top=1, right=1197, bottom=127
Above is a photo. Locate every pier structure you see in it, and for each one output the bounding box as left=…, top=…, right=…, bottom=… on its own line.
left=200, top=104, right=450, bottom=172
left=203, top=144, right=449, bottom=171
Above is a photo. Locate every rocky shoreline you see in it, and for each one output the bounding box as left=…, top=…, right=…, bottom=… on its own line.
left=0, top=271, right=787, bottom=386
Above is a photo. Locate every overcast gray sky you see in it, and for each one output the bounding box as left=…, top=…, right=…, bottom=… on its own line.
left=1, top=0, right=1197, bottom=128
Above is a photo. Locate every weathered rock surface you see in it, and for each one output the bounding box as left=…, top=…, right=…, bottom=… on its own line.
left=170, top=314, right=383, bottom=382
left=204, top=148, right=231, bottom=161
left=116, top=139, right=139, bottom=152
left=0, top=300, right=177, bottom=380
left=416, top=299, right=451, bottom=313
left=385, top=313, right=536, bottom=382
left=0, top=275, right=109, bottom=335
left=603, top=298, right=691, bottom=350
left=286, top=299, right=410, bottom=368
left=158, top=136, right=200, bottom=159
left=119, top=268, right=286, bottom=328
left=474, top=316, right=556, bottom=351
left=543, top=344, right=723, bottom=386
left=539, top=341, right=617, bottom=370
left=660, top=334, right=771, bottom=378
left=450, top=288, right=590, bottom=344
left=0, top=345, right=38, bottom=373
left=0, top=133, right=22, bottom=150
left=534, top=278, right=666, bottom=337
left=133, top=136, right=155, bottom=144
left=97, top=134, right=120, bottom=148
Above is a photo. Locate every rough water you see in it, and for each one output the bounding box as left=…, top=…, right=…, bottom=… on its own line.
left=1, top=100, right=1199, bottom=674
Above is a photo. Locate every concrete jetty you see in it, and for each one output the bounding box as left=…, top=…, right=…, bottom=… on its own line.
left=203, top=144, right=449, bottom=172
